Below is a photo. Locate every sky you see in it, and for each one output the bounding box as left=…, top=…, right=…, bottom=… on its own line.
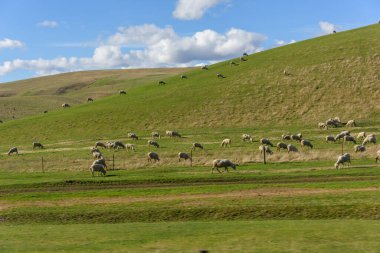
left=0, top=0, right=379, bottom=83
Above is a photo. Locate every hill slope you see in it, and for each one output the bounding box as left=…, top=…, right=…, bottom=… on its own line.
left=0, top=24, right=379, bottom=144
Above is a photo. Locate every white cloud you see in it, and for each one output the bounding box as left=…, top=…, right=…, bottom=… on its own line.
left=0, top=24, right=267, bottom=77
left=173, top=0, right=222, bottom=20
left=37, top=20, right=59, bottom=28
left=275, top=39, right=296, bottom=46
left=319, top=21, right=337, bottom=34
left=0, top=38, right=24, bottom=50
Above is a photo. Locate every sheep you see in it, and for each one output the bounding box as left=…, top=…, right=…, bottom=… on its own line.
left=92, top=158, right=107, bottom=169
left=87, top=97, right=94, bottom=102
left=260, top=138, right=274, bottom=147
left=216, top=73, right=225, bottom=78
left=32, top=142, right=44, bottom=149
left=346, top=120, right=356, bottom=127
left=242, top=134, right=253, bottom=142
left=334, top=153, right=351, bottom=169
left=151, top=131, right=161, bottom=139
left=119, top=90, right=126, bottom=95
left=201, top=65, right=208, bottom=70
left=362, top=134, right=376, bottom=146
left=343, top=135, right=356, bottom=144
left=95, top=142, right=107, bottom=149
left=91, top=147, right=101, bottom=153
left=7, top=147, right=18, bottom=155
left=125, top=143, right=135, bottom=151
left=356, top=132, right=366, bottom=140
left=178, top=152, right=192, bottom=162
left=62, top=103, right=70, bottom=108
left=283, top=69, right=290, bottom=76
left=287, top=144, right=298, bottom=153
left=89, top=164, right=106, bottom=176
left=242, top=53, right=249, bottom=56
left=92, top=151, right=103, bottom=159
left=106, top=141, right=116, bottom=149
left=148, top=140, right=159, bottom=148
left=114, top=141, right=126, bottom=149
left=277, top=142, right=288, bottom=151
left=335, top=131, right=350, bottom=141
left=291, top=134, right=302, bottom=142
left=147, top=152, right=160, bottom=162
left=221, top=138, right=231, bottom=147
left=375, top=150, right=380, bottom=163
left=43, top=110, right=48, bottom=113
left=282, top=134, right=291, bottom=140
left=325, top=135, right=336, bottom=143
left=318, top=122, right=328, bottom=129
left=211, top=159, right=237, bottom=173
left=326, top=118, right=340, bottom=128
left=354, top=145, right=366, bottom=152
left=301, top=139, right=313, bottom=149
left=259, top=145, right=273, bottom=155
left=239, top=56, right=247, bottom=61
left=166, top=130, right=181, bottom=138
left=229, top=61, right=238, bottom=66
left=128, top=133, right=139, bottom=140
left=158, top=80, right=166, bottom=85
left=180, top=75, right=187, bottom=79
left=192, top=142, right=204, bottom=151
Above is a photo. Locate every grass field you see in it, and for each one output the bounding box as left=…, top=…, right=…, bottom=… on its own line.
left=0, top=24, right=379, bottom=252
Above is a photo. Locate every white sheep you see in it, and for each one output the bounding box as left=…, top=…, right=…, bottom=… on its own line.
left=325, top=118, right=340, bottom=128
left=242, top=134, right=253, bottom=142
left=276, top=142, right=288, bottom=151
left=178, top=152, right=192, bottom=162
left=318, top=122, right=328, bottom=129
left=346, top=120, right=356, bottom=127
left=125, top=143, right=135, bottom=151
left=32, top=142, right=44, bottom=149
left=92, top=158, right=107, bottom=169
left=287, top=144, right=298, bottom=153
left=92, top=151, right=103, bottom=159
left=335, top=131, right=350, bottom=141
left=260, top=138, right=274, bottom=147
left=192, top=142, right=204, bottom=150
left=343, top=135, right=356, bottom=144
left=221, top=138, right=231, bottom=147
left=7, top=147, right=18, bottom=155
left=259, top=145, right=273, bottom=155
left=128, top=133, right=139, bottom=140
left=229, top=61, right=238, bottom=66
left=301, top=140, right=313, bottom=149
left=147, top=152, right=160, bottom=162
left=89, top=164, right=107, bottom=176
left=362, top=134, right=376, bottom=146
left=291, top=134, right=302, bottom=142
left=325, top=135, right=336, bottom=143
left=151, top=131, right=161, bottom=139
left=62, top=103, right=70, bottom=108
left=282, top=134, right=291, bottom=140
left=166, top=130, right=181, bottom=138
left=354, top=145, right=366, bottom=152
left=356, top=132, right=366, bottom=140
left=216, top=73, right=225, bottom=78
left=334, top=153, right=351, bottom=169
left=180, top=75, right=187, bottom=79
left=148, top=140, right=159, bottom=148
left=211, top=159, right=237, bottom=173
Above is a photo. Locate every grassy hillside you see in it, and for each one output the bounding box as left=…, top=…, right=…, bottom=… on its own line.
left=0, top=68, right=190, bottom=120
left=0, top=24, right=379, bottom=144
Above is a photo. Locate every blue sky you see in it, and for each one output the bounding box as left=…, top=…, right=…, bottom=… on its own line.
left=0, top=0, right=379, bottom=83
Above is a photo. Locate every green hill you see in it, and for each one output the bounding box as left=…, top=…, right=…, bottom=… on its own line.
left=0, top=24, right=379, bottom=144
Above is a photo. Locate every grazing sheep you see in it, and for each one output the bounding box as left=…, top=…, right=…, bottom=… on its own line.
left=192, top=142, right=204, bottom=150
left=346, top=120, right=356, bottom=127
left=291, top=134, right=302, bottom=142
left=325, top=135, right=336, bottom=143
left=335, top=131, right=351, bottom=141
left=221, top=138, right=231, bottom=147
left=178, top=152, right=192, bottom=162
left=43, top=110, right=48, bottom=113
left=343, top=135, right=356, bottom=144
left=114, top=141, right=126, bottom=149
left=92, top=151, right=103, bottom=159
left=229, top=61, right=238, bottom=66
left=89, top=164, right=106, bottom=176
left=95, top=142, right=107, bottom=149
left=362, top=134, right=376, bottom=146
left=166, top=130, right=181, bottom=138
left=91, top=147, right=101, bottom=153
left=106, top=141, right=116, bottom=149
left=147, top=152, right=160, bottom=162
left=201, top=65, right=208, bottom=70
left=148, top=140, right=159, bottom=148
left=301, top=140, right=313, bottom=149
left=334, top=153, right=351, bottom=169
left=356, top=132, right=366, bottom=140
left=282, top=134, right=291, bottom=140
left=260, top=138, right=274, bottom=147
left=151, top=131, right=161, bottom=139
left=239, top=56, right=247, bottom=61
left=216, top=73, right=225, bottom=78
left=119, top=90, right=126, bottom=95
left=242, top=53, right=249, bottom=56
left=7, top=147, right=18, bottom=155
left=158, top=80, right=166, bottom=85
left=125, top=143, right=135, bottom=151
left=180, top=75, right=187, bottom=79
left=277, top=142, right=288, bottom=151
left=87, top=97, right=94, bottom=102
left=128, top=133, right=139, bottom=140
left=242, top=134, right=253, bottom=142
left=287, top=144, right=298, bottom=153
left=211, top=159, right=237, bottom=173
left=259, top=145, right=273, bottom=155
left=318, top=122, right=328, bottom=129
left=32, top=142, right=44, bottom=149
left=326, top=118, right=340, bottom=128
left=354, top=145, right=366, bottom=152
left=92, top=158, right=107, bottom=169
left=283, top=70, right=290, bottom=76
left=375, top=150, right=380, bottom=163
left=62, top=103, right=70, bottom=108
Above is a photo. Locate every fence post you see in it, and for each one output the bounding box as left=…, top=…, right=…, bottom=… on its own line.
left=41, top=156, right=44, bottom=172
left=190, top=149, right=193, bottom=167
left=263, top=147, right=266, bottom=165
left=112, top=153, right=115, bottom=170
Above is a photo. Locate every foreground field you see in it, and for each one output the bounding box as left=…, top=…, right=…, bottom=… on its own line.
left=1, top=220, right=380, bottom=253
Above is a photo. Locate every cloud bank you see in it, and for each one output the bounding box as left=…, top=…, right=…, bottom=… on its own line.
left=173, top=0, right=222, bottom=20
left=0, top=38, right=24, bottom=50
